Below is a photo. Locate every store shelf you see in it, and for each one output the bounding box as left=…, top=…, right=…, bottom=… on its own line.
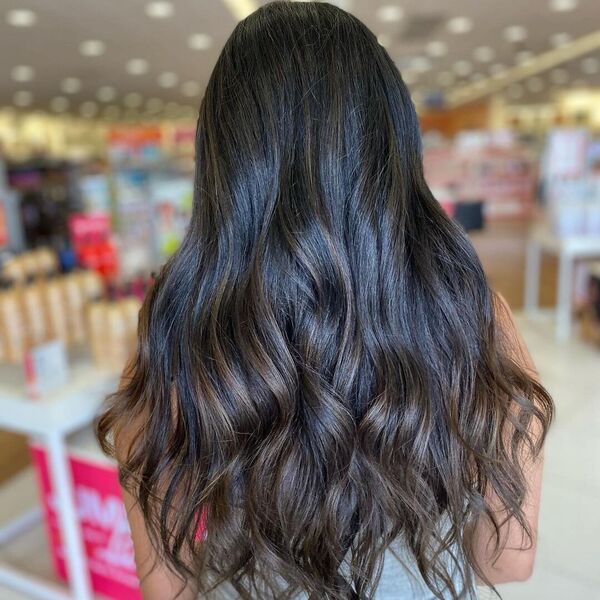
left=0, top=362, right=118, bottom=437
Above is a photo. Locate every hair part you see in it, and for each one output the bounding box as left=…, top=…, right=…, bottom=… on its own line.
left=97, top=2, right=553, bottom=598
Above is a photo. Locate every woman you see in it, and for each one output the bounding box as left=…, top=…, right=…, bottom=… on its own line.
left=97, top=2, right=554, bottom=598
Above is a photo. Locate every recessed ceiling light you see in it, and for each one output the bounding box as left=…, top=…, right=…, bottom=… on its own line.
left=80, top=101, right=98, bottom=118
left=124, top=92, right=143, bottom=108
left=447, top=16, right=473, bottom=35
left=377, top=34, right=391, bottom=48
left=504, top=25, right=528, bottom=43
left=437, top=71, right=455, bottom=86
left=550, top=68, right=569, bottom=84
left=188, top=33, right=213, bottom=50
left=146, top=97, right=164, bottom=112
left=13, top=90, right=33, bottom=107
left=158, top=71, right=178, bottom=88
left=453, top=60, right=472, bottom=76
left=507, top=83, right=524, bottom=99
left=411, top=56, right=432, bottom=73
left=181, top=81, right=201, bottom=97
left=60, top=77, right=82, bottom=94
left=516, top=50, right=534, bottom=65
left=11, top=65, right=35, bottom=82
left=145, top=1, right=174, bottom=18
left=6, top=9, right=37, bottom=27
left=426, top=41, right=447, bottom=57
left=526, top=77, right=545, bottom=93
left=549, top=0, right=578, bottom=11
left=581, top=56, right=599, bottom=74
left=126, top=58, right=150, bottom=75
left=550, top=32, right=571, bottom=48
left=474, top=46, right=495, bottom=63
left=79, top=40, right=105, bottom=57
left=97, top=86, right=117, bottom=102
left=50, top=96, right=69, bottom=113
left=376, top=5, right=404, bottom=23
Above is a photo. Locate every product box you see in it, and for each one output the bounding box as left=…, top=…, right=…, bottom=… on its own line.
left=30, top=429, right=142, bottom=600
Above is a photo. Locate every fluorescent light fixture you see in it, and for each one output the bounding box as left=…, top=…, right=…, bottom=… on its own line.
left=376, top=5, right=404, bottom=23
left=549, top=0, right=578, bottom=11
left=447, top=16, right=473, bottom=34
left=79, top=40, right=105, bottom=57
left=221, top=0, right=258, bottom=21
left=145, top=1, right=174, bottom=18
left=504, top=25, right=528, bottom=43
left=158, top=72, right=178, bottom=88
left=188, top=33, right=213, bottom=50
left=11, top=65, right=34, bottom=82
left=126, top=59, right=150, bottom=75
left=6, top=9, right=37, bottom=27
left=426, top=41, right=447, bottom=57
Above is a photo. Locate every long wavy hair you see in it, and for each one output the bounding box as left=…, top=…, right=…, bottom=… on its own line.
left=97, top=2, right=554, bottom=598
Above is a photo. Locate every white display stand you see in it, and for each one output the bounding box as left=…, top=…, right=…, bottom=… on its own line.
left=0, top=363, right=118, bottom=600
left=524, top=223, right=600, bottom=340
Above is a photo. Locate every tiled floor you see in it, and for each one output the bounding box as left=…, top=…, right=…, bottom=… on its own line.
left=0, top=313, right=598, bottom=599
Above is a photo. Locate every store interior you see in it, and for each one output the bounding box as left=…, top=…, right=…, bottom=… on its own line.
left=0, top=1, right=599, bottom=599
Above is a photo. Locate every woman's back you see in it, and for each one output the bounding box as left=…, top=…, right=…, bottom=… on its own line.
left=97, top=2, right=553, bottom=599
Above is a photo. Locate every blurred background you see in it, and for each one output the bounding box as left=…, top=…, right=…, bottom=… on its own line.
left=0, top=1, right=598, bottom=599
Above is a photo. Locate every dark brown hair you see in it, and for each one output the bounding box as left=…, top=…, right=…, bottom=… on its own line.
left=97, top=2, right=553, bottom=598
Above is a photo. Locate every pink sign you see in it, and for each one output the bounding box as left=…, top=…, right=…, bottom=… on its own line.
left=30, top=444, right=142, bottom=600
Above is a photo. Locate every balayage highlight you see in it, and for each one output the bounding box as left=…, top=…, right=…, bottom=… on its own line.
left=97, top=2, right=554, bottom=598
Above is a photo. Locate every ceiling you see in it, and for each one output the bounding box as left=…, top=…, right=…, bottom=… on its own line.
left=1, top=0, right=599, bottom=120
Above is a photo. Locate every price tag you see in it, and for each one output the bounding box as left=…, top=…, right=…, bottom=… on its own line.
left=24, top=340, right=69, bottom=399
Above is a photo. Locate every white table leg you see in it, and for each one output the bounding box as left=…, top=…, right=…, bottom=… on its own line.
left=556, top=252, right=574, bottom=341
left=524, top=240, right=541, bottom=313
left=46, top=431, right=93, bottom=600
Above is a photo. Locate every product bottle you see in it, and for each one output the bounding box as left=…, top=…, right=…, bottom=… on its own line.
left=62, top=272, right=86, bottom=345
left=21, top=277, right=47, bottom=347
left=121, top=297, right=142, bottom=353
left=106, top=301, right=128, bottom=372
left=44, top=274, right=69, bottom=345
left=77, top=269, right=104, bottom=302
left=0, top=280, right=27, bottom=363
left=86, top=300, right=108, bottom=367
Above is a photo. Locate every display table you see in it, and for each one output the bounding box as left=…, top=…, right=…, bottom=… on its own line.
left=0, top=363, right=118, bottom=600
left=524, top=224, right=600, bottom=340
